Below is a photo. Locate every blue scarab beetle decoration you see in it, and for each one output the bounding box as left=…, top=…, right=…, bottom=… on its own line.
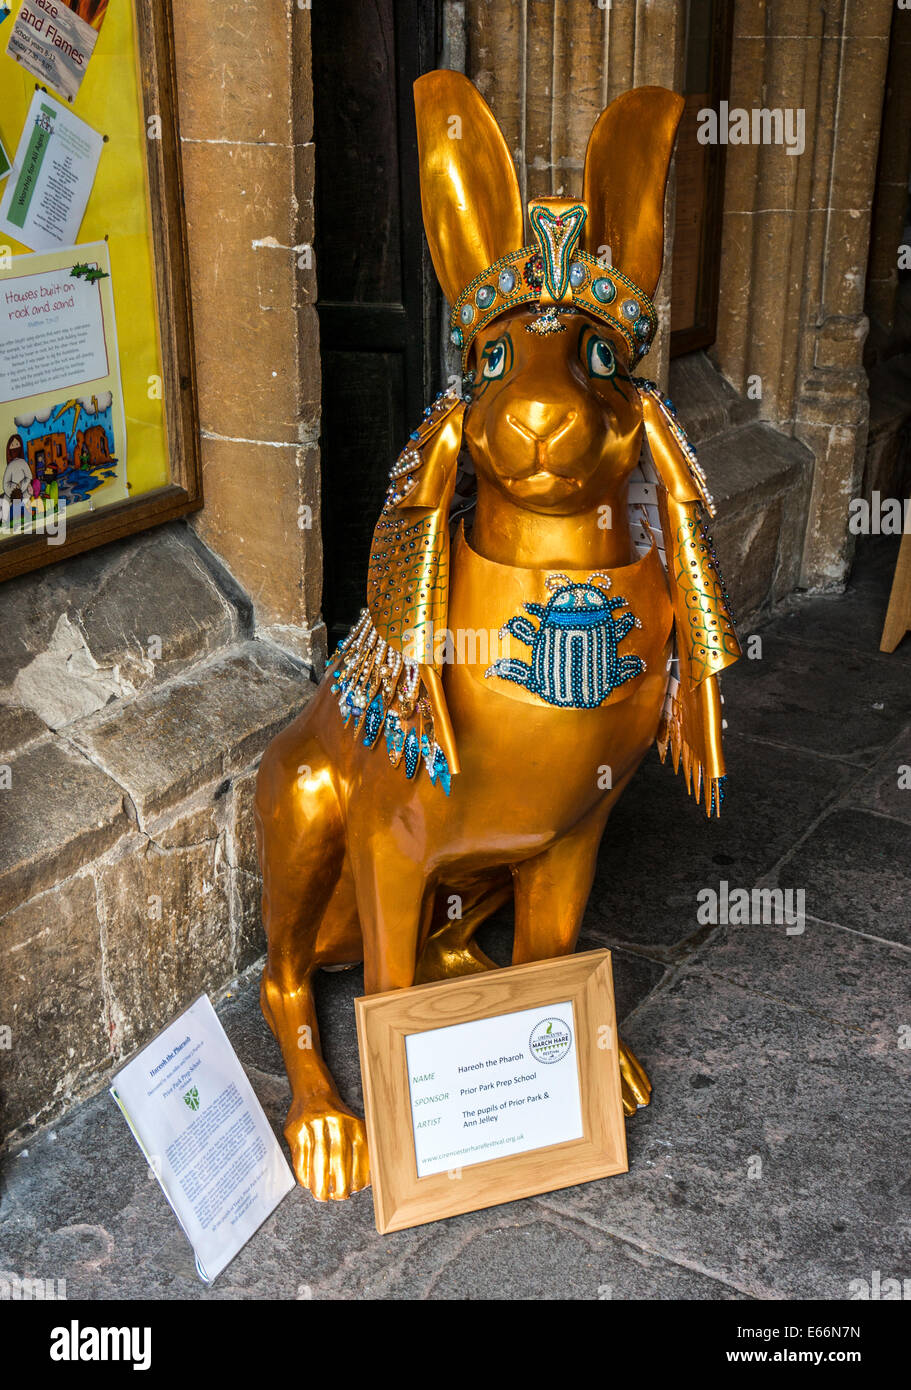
left=485, top=573, right=645, bottom=709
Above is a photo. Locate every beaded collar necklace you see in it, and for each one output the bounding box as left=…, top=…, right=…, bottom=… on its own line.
left=449, top=197, right=657, bottom=372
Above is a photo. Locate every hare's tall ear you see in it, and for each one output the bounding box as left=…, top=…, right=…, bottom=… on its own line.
left=583, top=87, right=685, bottom=299
left=414, top=70, right=524, bottom=305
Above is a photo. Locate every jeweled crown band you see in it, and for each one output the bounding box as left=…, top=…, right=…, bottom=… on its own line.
left=450, top=198, right=657, bottom=371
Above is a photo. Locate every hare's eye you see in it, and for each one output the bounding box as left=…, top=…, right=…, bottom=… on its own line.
left=480, top=335, right=512, bottom=381
left=586, top=338, right=616, bottom=378
left=483, top=345, right=505, bottom=376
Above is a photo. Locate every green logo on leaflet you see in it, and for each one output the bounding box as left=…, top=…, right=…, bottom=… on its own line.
left=183, top=1086, right=200, bottom=1112
left=529, top=1017, right=572, bottom=1065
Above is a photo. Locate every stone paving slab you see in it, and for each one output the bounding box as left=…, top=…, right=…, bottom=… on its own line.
left=0, top=969, right=744, bottom=1301
left=774, top=588, right=911, bottom=667
left=846, top=725, right=911, bottom=825
left=4, top=904, right=907, bottom=1300
left=773, top=538, right=911, bottom=666
left=720, top=634, right=911, bottom=765
left=583, top=733, right=856, bottom=955
left=542, top=947, right=911, bottom=1300
left=680, top=917, right=909, bottom=1038
left=771, top=806, right=911, bottom=948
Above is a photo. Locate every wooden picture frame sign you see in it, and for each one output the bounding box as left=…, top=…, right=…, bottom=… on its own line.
left=0, top=0, right=200, bottom=582
left=356, top=950, right=628, bottom=1234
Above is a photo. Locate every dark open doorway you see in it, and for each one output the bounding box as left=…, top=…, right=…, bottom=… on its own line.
left=670, top=0, right=734, bottom=358
left=312, top=0, right=442, bottom=642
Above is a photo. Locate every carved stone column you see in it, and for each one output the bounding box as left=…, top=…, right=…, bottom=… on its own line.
left=713, top=0, right=894, bottom=589
left=173, top=0, right=323, bottom=651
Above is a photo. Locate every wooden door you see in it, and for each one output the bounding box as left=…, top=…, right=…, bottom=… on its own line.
left=670, top=0, right=734, bottom=357
left=312, top=0, right=441, bottom=641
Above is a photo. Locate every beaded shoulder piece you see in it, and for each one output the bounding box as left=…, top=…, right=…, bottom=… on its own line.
left=631, top=379, right=741, bottom=816
left=330, top=389, right=465, bottom=793
left=634, top=378, right=716, bottom=515
left=633, top=378, right=739, bottom=686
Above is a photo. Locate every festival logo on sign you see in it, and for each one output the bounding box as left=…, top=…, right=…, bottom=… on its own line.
left=528, top=1016, right=574, bottom=1065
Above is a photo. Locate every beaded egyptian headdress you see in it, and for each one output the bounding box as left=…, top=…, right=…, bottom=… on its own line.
left=331, top=73, right=740, bottom=814
left=449, top=196, right=658, bottom=373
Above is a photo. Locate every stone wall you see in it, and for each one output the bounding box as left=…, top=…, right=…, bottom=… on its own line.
left=0, top=0, right=319, bottom=1146
left=715, top=0, right=894, bottom=591
left=0, top=527, right=313, bottom=1141
left=863, top=4, right=911, bottom=356
left=861, top=5, right=911, bottom=507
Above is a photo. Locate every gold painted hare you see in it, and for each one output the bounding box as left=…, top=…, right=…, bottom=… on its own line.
left=255, top=72, right=740, bottom=1200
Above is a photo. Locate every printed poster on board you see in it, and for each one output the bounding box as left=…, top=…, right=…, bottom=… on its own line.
left=5, top=0, right=109, bottom=102
left=0, top=89, right=103, bottom=251
left=1, top=239, right=127, bottom=536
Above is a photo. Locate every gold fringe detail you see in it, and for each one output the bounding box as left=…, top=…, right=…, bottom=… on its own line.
left=656, top=689, right=727, bottom=818
left=330, top=611, right=454, bottom=790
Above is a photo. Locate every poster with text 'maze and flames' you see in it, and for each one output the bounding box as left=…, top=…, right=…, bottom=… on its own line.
left=6, top=0, right=110, bottom=103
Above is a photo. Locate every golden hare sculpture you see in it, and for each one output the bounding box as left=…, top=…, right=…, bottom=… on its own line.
left=255, top=72, right=741, bottom=1200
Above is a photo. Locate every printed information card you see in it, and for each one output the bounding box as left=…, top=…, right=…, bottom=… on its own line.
left=111, top=995, right=295, bottom=1285
left=0, top=89, right=103, bottom=251
left=405, top=1001, right=583, bottom=1178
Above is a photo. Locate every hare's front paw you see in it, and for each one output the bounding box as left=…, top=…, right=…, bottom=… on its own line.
left=618, top=1040, right=652, bottom=1116
left=284, top=1095, right=369, bottom=1200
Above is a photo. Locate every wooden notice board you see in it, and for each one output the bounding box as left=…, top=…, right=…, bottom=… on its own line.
left=0, top=0, right=200, bottom=580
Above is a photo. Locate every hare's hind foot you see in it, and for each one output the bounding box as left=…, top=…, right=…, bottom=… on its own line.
left=415, top=876, right=513, bottom=983
left=416, top=933, right=498, bottom=984
left=619, top=1039, right=652, bottom=1116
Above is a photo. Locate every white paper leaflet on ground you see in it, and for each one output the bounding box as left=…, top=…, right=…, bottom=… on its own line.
left=0, top=89, right=103, bottom=251
left=110, top=994, right=295, bottom=1285
left=405, top=1000, right=584, bottom=1178
left=5, top=0, right=109, bottom=103
left=1, top=240, right=127, bottom=536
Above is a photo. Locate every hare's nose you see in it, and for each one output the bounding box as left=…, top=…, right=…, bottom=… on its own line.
left=506, top=410, right=577, bottom=445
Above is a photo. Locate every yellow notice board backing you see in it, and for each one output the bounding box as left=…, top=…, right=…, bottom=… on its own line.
left=0, top=0, right=200, bottom=579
